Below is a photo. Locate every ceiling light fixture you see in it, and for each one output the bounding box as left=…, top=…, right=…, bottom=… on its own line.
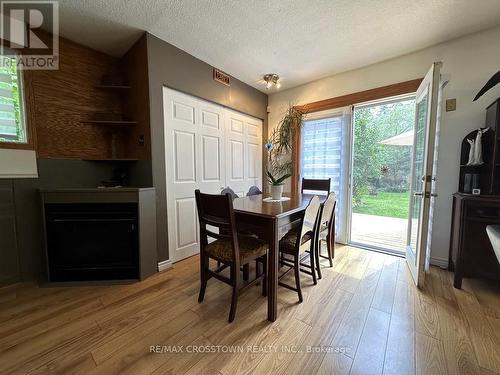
left=263, top=74, right=280, bottom=90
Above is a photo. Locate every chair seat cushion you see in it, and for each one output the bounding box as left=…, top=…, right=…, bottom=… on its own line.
left=279, top=229, right=311, bottom=254
left=205, top=236, right=268, bottom=262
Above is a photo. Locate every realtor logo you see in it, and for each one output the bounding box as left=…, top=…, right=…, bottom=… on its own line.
left=0, top=0, right=59, bottom=69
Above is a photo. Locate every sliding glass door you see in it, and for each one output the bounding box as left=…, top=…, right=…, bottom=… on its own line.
left=298, top=95, right=418, bottom=255
left=349, top=96, right=416, bottom=254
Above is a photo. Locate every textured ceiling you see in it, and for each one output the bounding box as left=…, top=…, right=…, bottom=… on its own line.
left=56, top=0, right=500, bottom=92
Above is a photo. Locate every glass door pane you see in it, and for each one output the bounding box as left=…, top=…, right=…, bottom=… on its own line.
left=350, top=96, right=416, bottom=254
left=407, top=91, right=428, bottom=260
left=405, top=62, right=442, bottom=287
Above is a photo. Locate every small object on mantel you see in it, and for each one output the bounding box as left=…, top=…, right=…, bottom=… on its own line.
left=99, top=167, right=128, bottom=187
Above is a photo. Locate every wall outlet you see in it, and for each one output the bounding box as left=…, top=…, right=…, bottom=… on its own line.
left=446, top=98, right=456, bottom=112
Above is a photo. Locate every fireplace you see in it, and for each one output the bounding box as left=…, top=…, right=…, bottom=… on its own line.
left=45, top=203, right=139, bottom=281
left=40, top=188, right=157, bottom=283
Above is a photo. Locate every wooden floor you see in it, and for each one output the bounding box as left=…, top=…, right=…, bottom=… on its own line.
left=1, top=245, right=499, bottom=375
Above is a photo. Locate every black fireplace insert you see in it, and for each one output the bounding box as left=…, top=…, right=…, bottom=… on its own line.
left=45, top=203, right=139, bottom=281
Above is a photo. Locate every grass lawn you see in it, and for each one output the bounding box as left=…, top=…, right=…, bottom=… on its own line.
left=353, top=191, right=410, bottom=219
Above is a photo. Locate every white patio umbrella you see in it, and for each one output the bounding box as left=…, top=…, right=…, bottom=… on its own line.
left=379, top=130, right=414, bottom=146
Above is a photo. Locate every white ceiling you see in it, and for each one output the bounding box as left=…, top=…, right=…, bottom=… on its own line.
left=57, top=0, right=500, bottom=92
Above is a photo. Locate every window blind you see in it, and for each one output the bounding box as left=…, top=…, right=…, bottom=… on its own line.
left=300, top=108, right=351, bottom=243
left=0, top=53, right=24, bottom=142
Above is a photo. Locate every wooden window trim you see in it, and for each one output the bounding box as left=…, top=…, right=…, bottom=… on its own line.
left=290, top=78, right=422, bottom=196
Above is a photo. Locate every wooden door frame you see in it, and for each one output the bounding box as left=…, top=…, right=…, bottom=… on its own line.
left=290, top=78, right=423, bottom=195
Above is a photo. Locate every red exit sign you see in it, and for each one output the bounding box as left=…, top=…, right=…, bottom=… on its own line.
left=213, top=68, right=230, bottom=86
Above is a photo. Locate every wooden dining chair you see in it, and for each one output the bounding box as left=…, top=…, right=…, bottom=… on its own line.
left=317, top=192, right=336, bottom=271
left=195, top=190, right=268, bottom=322
left=278, top=195, right=321, bottom=302
left=301, top=178, right=331, bottom=194
left=220, top=186, right=253, bottom=280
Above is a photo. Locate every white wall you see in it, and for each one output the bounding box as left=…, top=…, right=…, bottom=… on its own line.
left=268, top=26, right=500, bottom=266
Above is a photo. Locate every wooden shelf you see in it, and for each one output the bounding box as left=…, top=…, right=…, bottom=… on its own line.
left=84, top=120, right=137, bottom=125
left=84, top=158, right=139, bottom=162
left=84, top=112, right=136, bottom=125
left=95, top=84, right=131, bottom=90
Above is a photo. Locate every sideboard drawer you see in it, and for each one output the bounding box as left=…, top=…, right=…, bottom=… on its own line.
left=467, top=204, right=500, bottom=220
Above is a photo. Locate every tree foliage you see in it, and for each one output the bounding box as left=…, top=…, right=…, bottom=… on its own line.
left=352, top=100, right=415, bottom=206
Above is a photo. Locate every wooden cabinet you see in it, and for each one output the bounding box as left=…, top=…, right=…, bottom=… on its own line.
left=449, top=193, right=500, bottom=288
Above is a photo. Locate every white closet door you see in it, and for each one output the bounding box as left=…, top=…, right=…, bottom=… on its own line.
left=225, top=110, right=262, bottom=197
left=164, top=88, right=262, bottom=262
left=164, top=89, right=225, bottom=262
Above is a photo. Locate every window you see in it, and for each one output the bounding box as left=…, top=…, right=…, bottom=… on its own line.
left=300, top=107, right=351, bottom=242
left=0, top=50, right=27, bottom=144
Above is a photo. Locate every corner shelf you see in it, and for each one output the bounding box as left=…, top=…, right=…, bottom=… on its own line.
left=95, top=84, right=131, bottom=90
left=83, top=158, right=139, bottom=162
left=90, top=69, right=138, bottom=160
left=84, top=112, right=136, bottom=126
left=84, top=120, right=137, bottom=125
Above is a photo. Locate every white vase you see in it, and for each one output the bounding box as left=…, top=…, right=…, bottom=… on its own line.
left=271, top=184, right=283, bottom=200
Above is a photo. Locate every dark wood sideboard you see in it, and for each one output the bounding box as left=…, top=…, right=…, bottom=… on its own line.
left=449, top=193, right=500, bottom=288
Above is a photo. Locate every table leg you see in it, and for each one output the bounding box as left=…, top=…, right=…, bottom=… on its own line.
left=267, top=218, right=278, bottom=322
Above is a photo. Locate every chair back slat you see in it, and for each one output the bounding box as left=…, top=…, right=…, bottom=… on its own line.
left=298, top=196, right=321, bottom=248
left=204, top=228, right=229, bottom=241
left=195, top=190, right=239, bottom=261
left=301, top=178, right=331, bottom=194
left=320, top=192, right=336, bottom=226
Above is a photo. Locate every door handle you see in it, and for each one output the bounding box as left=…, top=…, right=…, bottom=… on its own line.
left=414, top=192, right=438, bottom=198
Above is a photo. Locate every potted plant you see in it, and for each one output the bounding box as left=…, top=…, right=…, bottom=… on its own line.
left=266, top=105, right=304, bottom=200
left=266, top=162, right=291, bottom=200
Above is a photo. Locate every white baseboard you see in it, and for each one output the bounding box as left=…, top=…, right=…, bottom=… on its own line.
left=158, top=259, right=173, bottom=272
left=430, top=256, right=449, bottom=268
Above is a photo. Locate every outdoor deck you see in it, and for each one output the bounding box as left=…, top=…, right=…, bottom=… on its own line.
left=351, top=213, right=407, bottom=253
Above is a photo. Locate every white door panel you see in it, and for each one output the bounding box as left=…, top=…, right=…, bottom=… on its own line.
left=175, top=197, right=198, bottom=249
left=201, top=135, right=221, bottom=181
left=247, top=142, right=259, bottom=179
left=164, top=88, right=262, bottom=262
left=406, top=62, right=442, bottom=287
left=172, top=100, right=195, bottom=123
left=173, top=130, right=196, bottom=182
left=225, top=111, right=262, bottom=194
left=230, top=140, right=244, bottom=180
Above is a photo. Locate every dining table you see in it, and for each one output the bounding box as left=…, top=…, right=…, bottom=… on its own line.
left=232, top=193, right=323, bottom=322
